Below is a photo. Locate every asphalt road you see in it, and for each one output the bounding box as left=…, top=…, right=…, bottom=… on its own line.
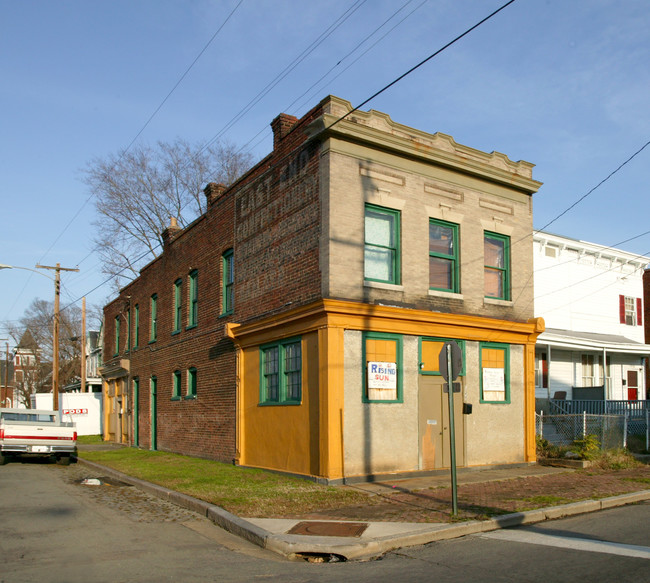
left=2, top=460, right=649, bottom=582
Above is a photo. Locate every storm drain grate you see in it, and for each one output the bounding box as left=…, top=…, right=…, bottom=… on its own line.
left=287, top=521, right=368, bottom=537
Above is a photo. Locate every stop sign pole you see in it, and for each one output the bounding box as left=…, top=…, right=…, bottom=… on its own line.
left=439, top=340, right=462, bottom=516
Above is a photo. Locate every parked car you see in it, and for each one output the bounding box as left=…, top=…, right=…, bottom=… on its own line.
left=0, top=408, right=77, bottom=465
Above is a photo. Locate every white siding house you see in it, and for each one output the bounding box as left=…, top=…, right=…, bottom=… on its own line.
left=533, top=231, right=649, bottom=405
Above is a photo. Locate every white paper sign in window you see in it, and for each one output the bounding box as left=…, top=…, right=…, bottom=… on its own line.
left=483, top=367, right=505, bottom=401
left=367, top=361, right=397, bottom=400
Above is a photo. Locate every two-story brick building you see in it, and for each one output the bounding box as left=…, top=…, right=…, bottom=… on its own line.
left=101, top=95, right=543, bottom=483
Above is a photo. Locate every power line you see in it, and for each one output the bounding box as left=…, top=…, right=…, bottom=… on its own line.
left=327, top=0, right=518, bottom=130
left=38, top=0, right=246, bottom=270
left=538, top=139, right=650, bottom=232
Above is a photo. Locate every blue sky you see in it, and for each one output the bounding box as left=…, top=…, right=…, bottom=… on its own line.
left=1, top=0, right=649, bottom=341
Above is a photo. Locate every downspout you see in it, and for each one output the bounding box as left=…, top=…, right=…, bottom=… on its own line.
left=226, top=323, right=242, bottom=465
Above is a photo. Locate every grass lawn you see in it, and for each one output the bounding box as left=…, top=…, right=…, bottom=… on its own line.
left=77, top=447, right=368, bottom=517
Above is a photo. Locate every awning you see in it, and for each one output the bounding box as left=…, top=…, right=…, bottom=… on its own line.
left=537, top=327, right=650, bottom=355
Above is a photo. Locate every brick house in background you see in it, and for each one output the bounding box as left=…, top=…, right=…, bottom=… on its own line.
left=101, top=95, right=543, bottom=483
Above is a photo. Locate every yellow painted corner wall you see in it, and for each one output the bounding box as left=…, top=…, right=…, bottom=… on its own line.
left=239, top=332, right=320, bottom=477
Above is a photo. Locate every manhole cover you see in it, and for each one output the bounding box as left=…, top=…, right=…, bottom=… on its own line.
left=287, top=521, right=368, bottom=537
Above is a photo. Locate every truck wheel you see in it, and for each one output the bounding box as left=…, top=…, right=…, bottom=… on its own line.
left=56, top=455, right=71, bottom=466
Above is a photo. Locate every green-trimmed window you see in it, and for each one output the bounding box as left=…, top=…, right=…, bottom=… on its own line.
left=172, top=370, right=182, bottom=400
left=484, top=232, right=510, bottom=300
left=188, top=270, right=198, bottom=328
left=150, top=294, right=158, bottom=342
left=187, top=367, right=197, bottom=399
left=173, top=278, right=182, bottom=333
left=363, top=332, right=403, bottom=403
left=126, top=308, right=131, bottom=352
left=480, top=342, right=510, bottom=403
left=260, top=338, right=302, bottom=405
left=114, top=315, right=120, bottom=356
left=429, top=219, right=459, bottom=292
left=133, top=304, right=140, bottom=349
left=364, top=204, right=400, bottom=284
left=419, top=338, right=465, bottom=376
left=222, top=249, right=234, bottom=315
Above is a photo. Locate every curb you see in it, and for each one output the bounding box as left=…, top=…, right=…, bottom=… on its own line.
left=74, top=457, right=650, bottom=561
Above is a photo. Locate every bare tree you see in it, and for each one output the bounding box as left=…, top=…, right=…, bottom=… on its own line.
left=6, top=299, right=86, bottom=406
left=83, top=138, right=254, bottom=288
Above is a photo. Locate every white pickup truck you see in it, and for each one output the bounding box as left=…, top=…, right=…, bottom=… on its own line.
left=0, top=408, right=77, bottom=465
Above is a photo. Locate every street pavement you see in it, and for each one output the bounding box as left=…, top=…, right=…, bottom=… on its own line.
left=75, top=444, right=650, bottom=562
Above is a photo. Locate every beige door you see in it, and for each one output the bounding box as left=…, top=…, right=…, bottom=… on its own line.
left=419, top=375, right=465, bottom=470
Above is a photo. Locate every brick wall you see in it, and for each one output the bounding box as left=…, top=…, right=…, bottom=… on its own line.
left=102, top=99, right=327, bottom=461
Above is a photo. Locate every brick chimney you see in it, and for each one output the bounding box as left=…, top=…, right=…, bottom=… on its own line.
left=271, top=113, right=298, bottom=150
left=204, top=182, right=226, bottom=207
left=161, top=217, right=182, bottom=247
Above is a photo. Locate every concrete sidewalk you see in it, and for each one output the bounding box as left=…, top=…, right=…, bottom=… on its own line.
left=74, top=449, right=650, bottom=561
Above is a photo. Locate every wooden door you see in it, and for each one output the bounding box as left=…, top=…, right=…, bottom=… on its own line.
left=627, top=370, right=639, bottom=401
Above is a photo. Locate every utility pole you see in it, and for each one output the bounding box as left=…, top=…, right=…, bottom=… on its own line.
left=81, top=297, right=86, bottom=393
left=35, top=263, right=79, bottom=410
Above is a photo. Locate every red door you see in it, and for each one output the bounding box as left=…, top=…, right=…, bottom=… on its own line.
left=627, top=370, right=639, bottom=401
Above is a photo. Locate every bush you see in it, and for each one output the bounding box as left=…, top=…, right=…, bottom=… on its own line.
left=571, top=434, right=601, bottom=460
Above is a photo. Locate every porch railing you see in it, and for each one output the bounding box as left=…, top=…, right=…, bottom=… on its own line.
left=549, top=399, right=650, bottom=417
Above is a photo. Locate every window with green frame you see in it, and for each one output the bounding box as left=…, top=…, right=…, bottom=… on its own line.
left=362, top=331, right=403, bottom=403
left=188, top=270, right=198, bottom=328
left=114, top=315, right=120, bottom=356
left=418, top=338, right=465, bottom=376
left=150, top=294, right=157, bottom=342
left=260, top=338, right=302, bottom=405
left=222, top=249, right=234, bottom=315
left=134, top=304, right=139, bottom=349
left=364, top=204, right=400, bottom=284
left=126, top=308, right=131, bottom=352
left=480, top=342, right=510, bottom=403
left=172, top=370, right=182, bottom=400
left=173, top=278, right=182, bottom=333
left=429, top=219, right=459, bottom=292
left=187, top=367, right=197, bottom=399
left=484, top=232, right=510, bottom=300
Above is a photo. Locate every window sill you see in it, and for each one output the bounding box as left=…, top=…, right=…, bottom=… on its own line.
left=364, top=281, right=404, bottom=292
left=185, top=324, right=197, bottom=331
left=184, top=394, right=197, bottom=400
left=171, top=396, right=182, bottom=402
left=172, top=330, right=181, bottom=336
left=258, top=401, right=302, bottom=407
left=428, top=289, right=463, bottom=300
left=484, top=297, right=513, bottom=307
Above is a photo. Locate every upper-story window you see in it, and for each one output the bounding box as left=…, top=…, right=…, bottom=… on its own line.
left=484, top=232, right=510, bottom=300
left=150, top=294, right=158, bottom=343
left=364, top=204, right=400, bottom=285
left=188, top=270, right=198, bottom=328
left=619, top=295, right=642, bottom=326
left=114, top=315, right=120, bottom=356
left=173, top=279, right=182, bottom=333
left=222, top=249, right=234, bottom=315
left=134, top=304, right=140, bottom=349
left=429, top=219, right=459, bottom=293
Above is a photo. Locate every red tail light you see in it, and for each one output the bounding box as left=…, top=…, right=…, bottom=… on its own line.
left=0, top=428, right=4, bottom=439
left=73, top=431, right=77, bottom=440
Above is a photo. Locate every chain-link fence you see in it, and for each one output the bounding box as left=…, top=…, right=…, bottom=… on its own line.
left=536, top=412, right=626, bottom=450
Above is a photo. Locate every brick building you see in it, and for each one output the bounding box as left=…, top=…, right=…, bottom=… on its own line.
left=101, top=95, right=543, bottom=482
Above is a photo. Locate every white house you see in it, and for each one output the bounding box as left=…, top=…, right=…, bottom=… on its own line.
left=533, top=231, right=649, bottom=405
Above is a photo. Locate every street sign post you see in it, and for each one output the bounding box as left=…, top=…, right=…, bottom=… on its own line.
left=439, top=340, right=462, bottom=516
